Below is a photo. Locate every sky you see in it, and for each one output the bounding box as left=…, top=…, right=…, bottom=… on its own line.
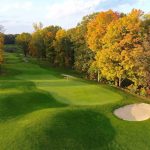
left=0, top=0, right=149, bottom=34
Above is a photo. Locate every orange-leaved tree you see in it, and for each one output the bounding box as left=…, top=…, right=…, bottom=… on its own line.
left=87, top=10, right=119, bottom=52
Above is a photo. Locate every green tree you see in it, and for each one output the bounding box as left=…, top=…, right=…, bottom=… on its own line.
left=142, top=13, right=150, bottom=88
left=42, top=26, right=61, bottom=63
left=16, top=33, right=31, bottom=57
left=0, top=33, right=4, bottom=73
left=29, top=30, right=46, bottom=59
left=68, top=13, right=97, bottom=74
left=53, top=29, right=74, bottom=67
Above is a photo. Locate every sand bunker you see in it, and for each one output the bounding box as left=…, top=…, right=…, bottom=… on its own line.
left=114, top=103, right=150, bottom=121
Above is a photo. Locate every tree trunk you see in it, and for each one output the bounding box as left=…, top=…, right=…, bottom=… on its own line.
left=115, top=78, right=118, bottom=86
left=118, top=77, right=121, bottom=87
left=115, top=77, right=122, bottom=87
left=97, top=70, right=100, bottom=82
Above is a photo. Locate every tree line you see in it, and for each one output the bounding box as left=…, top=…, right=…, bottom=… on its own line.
left=12, top=9, right=150, bottom=96
left=0, top=25, right=4, bottom=72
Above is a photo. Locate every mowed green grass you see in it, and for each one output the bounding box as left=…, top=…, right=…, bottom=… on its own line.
left=0, top=53, right=150, bottom=150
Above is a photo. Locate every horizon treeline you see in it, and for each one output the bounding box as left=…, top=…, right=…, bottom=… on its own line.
left=2, top=9, right=150, bottom=96
left=0, top=25, right=4, bottom=72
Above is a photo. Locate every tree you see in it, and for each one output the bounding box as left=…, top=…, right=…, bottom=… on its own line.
left=29, top=25, right=61, bottom=61
left=16, top=33, right=31, bottom=57
left=87, top=10, right=119, bottom=52
left=68, top=13, right=97, bottom=74
left=33, top=22, right=43, bottom=31
left=42, top=26, right=61, bottom=63
left=142, top=13, right=150, bottom=88
left=4, top=34, right=17, bottom=45
left=95, top=9, right=148, bottom=87
left=29, top=30, right=46, bottom=59
left=86, top=10, right=119, bottom=81
left=53, top=29, right=74, bottom=67
left=0, top=33, right=4, bottom=73
left=29, top=23, right=46, bottom=58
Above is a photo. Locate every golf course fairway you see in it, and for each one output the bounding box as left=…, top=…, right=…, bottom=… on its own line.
left=0, top=53, right=150, bottom=150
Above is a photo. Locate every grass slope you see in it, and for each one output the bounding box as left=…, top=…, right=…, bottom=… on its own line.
left=0, top=52, right=149, bottom=150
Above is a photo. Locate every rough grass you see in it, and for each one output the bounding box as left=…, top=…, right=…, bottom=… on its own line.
left=0, top=52, right=150, bottom=150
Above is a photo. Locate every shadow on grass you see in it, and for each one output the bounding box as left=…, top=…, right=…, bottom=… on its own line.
left=0, top=81, right=67, bottom=121
left=0, top=53, right=68, bottom=121
left=0, top=67, right=22, bottom=80
left=0, top=91, right=67, bottom=121
left=38, top=109, right=115, bottom=150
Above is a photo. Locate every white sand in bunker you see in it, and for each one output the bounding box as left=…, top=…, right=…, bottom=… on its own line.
left=114, top=103, right=150, bottom=121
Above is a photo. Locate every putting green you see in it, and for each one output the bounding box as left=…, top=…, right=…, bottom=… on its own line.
left=1, top=53, right=123, bottom=106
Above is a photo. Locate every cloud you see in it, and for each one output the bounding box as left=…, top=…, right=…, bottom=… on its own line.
left=0, top=20, right=10, bottom=24
left=0, top=0, right=149, bottom=33
left=46, top=0, right=105, bottom=20
left=0, top=0, right=35, bottom=33
left=0, top=1, right=32, bottom=13
left=112, top=0, right=150, bottom=13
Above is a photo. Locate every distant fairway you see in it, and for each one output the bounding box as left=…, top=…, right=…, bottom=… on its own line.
left=0, top=53, right=150, bottom=150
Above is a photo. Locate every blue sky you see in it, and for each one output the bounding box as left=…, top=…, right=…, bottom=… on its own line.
left=0, top=0, right=149, bottom=34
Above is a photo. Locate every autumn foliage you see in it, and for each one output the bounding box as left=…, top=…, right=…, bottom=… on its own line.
left=87, top=10, right=119, bottom=52
left=95, top=10, right=147, bottom=86
left=87, top=9, right=150, bottom=95
left=15, top=9, right=150, bottom=96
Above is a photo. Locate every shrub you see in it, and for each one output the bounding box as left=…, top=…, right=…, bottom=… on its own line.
left=127, top=84, right=138, bottom=94
left=140, top=88, right=147, bottom=97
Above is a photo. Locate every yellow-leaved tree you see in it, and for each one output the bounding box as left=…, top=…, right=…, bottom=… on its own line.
left=53, top=29, right=73, bottom=67
left=87, top=10, right=119, bottom=81
left=87, top=10, right=119, bottom=52
left=95, top=9, right=149, bottom=86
